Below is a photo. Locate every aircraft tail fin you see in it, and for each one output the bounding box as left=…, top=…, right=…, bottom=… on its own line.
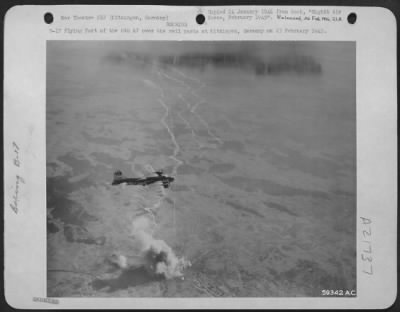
left=112, top=170, right=127, bottom=185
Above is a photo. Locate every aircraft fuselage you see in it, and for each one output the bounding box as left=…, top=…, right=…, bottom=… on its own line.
left=112, top=170, right=174, bottom=188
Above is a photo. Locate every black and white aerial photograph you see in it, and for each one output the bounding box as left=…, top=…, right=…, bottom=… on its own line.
left=46, top=41, right=356, bottom=297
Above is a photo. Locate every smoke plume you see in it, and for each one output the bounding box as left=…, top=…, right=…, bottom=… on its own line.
left=130, top=216, right=191, bottom=279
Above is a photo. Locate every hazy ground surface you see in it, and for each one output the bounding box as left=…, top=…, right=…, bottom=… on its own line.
left=47, top=41, right=356, bottom=297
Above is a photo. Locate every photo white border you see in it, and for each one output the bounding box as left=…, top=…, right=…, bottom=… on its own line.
left=4, top=5, right=397, bottom=309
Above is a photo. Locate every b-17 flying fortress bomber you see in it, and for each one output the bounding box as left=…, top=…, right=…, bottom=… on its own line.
left=111, top=169, right=175, bottom=189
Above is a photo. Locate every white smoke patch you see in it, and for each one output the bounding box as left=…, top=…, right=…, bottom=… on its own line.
left=130, top=216, right=191, bottom=279
left=116, top=255, right=128, bottom=269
